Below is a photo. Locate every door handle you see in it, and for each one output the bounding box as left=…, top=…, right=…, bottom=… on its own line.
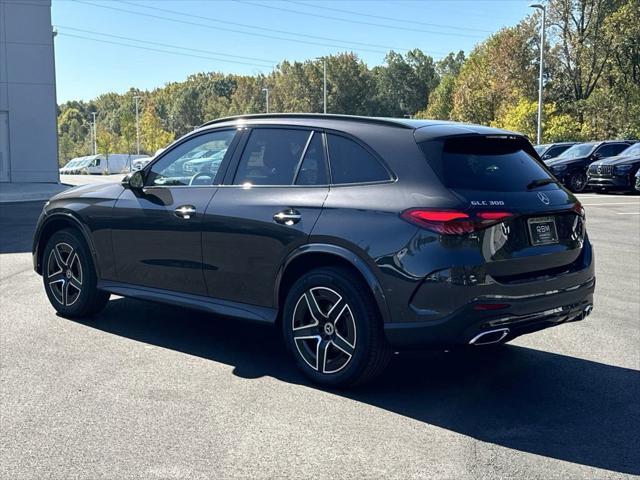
left=175, top=205, right=196, bottom=219
left=273, top=208, right=302, bottom=226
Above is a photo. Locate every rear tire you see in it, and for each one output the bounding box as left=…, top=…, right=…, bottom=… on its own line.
left=282, top=266, right=391, bottom=388
left=42, top=228, right=110, bottom=318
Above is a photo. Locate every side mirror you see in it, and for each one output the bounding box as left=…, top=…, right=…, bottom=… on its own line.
left=592, top=152, right=603, bottom=160
left=122, top=170, right=144, bottom=190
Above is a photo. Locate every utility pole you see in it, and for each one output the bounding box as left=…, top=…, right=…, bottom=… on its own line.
left=530, top=3, right=546, bottom=145
left=91, top=112, right=97, bottom=155
left=133, top=95, right=141, bottom=154
left=262, top=88, right=270, bottom=114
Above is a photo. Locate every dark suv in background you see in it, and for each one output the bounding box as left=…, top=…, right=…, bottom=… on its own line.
left=534, top=142, right=577, bottom=161
left=33, top=114, right=595, bottom=387
left=587, top=142, right=640, bottom=193
left=546, top=140, right=634, bottom=192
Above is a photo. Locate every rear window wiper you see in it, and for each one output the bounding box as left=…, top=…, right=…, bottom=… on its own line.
left=527, top=178, right=558, bottom=190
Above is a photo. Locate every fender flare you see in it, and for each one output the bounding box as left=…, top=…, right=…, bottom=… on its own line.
left=275, top=243, right=392, bottom=324
left=33, top=211, right=101, bottom=277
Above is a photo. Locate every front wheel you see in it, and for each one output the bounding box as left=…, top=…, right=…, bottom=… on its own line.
left=568, top=172, right=588, bottom=192
left=282, top=267, right=391, bottom=388
left=42, top=229, right=110, bottom=318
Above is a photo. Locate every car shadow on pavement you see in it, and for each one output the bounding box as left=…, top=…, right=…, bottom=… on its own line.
left=70, top=297, right=640, bottom=476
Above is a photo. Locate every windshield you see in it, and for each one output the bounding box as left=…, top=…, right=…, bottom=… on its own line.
left=534, top=145, right=548, bottom=154
left=557, top=143, right=596, bottom=159
left=621, top=143, right=640, bottom=157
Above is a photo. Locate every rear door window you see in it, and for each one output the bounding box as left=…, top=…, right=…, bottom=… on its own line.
left=420, top=136, right=552, bottom=192
left=326, top=134, right=391, bottom=184
left=233, top=128, right=311, bottom=186
left=295, top=132, right=328, bottom=186
left=596, top=143, right=630, bottom=158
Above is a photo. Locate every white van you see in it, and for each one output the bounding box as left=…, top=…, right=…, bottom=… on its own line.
left=79, top=154, right=150, bottom=175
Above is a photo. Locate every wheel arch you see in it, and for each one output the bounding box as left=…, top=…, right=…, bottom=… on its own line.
left=275, top=244, right=391, bottom=325
left=34, top=212, right=100, bottom=277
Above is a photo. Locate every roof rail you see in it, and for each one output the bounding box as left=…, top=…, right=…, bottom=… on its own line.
left=199, top=113, right=415, bottom=129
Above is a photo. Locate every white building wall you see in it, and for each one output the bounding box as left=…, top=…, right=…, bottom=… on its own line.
left=0, top=0, right=58, bottom=183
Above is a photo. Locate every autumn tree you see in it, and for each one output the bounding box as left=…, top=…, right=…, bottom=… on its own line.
left=140, top=104, right=175, bottom=154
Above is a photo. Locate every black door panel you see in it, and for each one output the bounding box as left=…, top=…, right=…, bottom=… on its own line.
left=202, top=187, right=327, bottom=307
left=112, top=187, right=215, bottom=295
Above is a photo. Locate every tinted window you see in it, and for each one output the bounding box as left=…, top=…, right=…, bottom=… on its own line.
left=295, top=132, right=328, bottom=186
left=597, top=143, right=629, bottom=158
left=146, top=130, right=235, bottom=186
left=234, top=128, right=310, bottom=186
left=420, top=137, right=552, bottom=192
left=546, top=145, right=571, bottom=158
left=327, top=134, right=391, bottom=184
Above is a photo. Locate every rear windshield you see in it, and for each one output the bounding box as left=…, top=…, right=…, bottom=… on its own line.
left=419, top=136, right=552, bottom=192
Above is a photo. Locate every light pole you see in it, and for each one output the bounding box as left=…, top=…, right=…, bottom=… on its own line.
left=323, top=59, right=327, bottom=114
left=315, top=57, right=328, bottom=114
left=530, top=3, right=546, bottom=145
left=91, top=112, right=97, bottom=155
left=133, top=95, right=141, bottom=154
left=262, top=88, right=269, bottom=114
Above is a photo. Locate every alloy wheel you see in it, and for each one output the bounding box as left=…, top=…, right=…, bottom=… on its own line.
left=47, top=242, right=83, bottom=306
left=571, top=173, right=587, bottom=192
left=291, top=286, right=357, bottom=374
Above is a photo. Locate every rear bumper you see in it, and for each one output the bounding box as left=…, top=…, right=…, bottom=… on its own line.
left=384, top=278, right=594, bottom=348
left=383, top=240, right=595, bottom=349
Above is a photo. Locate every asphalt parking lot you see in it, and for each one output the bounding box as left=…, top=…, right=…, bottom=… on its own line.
left=0, top=193, right=638, bottom=479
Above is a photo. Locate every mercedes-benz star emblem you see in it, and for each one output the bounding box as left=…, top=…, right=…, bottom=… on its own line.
left=537, top=192, right=550, bottom=205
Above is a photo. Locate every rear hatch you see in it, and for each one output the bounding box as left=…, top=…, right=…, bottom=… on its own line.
left=418, top=135, right=586, bottom=279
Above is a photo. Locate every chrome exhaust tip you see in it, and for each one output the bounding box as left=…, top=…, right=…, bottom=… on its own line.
left=469, top=328, right=510, bottom=346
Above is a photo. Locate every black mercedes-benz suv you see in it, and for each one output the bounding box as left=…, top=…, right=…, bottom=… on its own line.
left=33, top=114, right=595, bottom=387
left=587, top=142, right=640, bottom=193
left=546, top=140, right=634, bottom=192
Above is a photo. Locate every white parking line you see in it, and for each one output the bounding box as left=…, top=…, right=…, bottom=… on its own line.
left=581, top=202, right=640, bottom=206
left=577, top=195, right=630, bottom=198
left=616, top=212, right=640, bottom=215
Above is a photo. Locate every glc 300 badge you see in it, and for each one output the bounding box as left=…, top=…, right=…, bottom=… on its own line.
left=537, top=192, right=550, bottom=205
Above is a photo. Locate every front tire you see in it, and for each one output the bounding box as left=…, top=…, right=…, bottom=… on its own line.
left=42, top=228, right=110, bottom=318
left=568, top=172, right=588, bottom=192
left=282, top=267, right=391, bottom=388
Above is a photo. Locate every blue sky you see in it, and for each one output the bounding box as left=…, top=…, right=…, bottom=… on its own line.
left=52, top=0, right=533, bottom=103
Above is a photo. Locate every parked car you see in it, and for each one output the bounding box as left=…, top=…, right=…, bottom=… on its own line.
left=546, top=140, right=635, bottom=192
left=635, top=168, right=640, bottom=192
left=587, top=142, right=640, bottom=193
left=33, top=114, right=595, bottom=387
left=183, top=148, right=227, bottom=174
left=132, top=158, right=152, bottom=171
left=534, top=142, right=577, bottom=161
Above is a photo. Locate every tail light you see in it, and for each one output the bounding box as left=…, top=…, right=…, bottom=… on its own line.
left=572, top=201, right=585, bottom=219
left=401, top=209, right=514, bottom=235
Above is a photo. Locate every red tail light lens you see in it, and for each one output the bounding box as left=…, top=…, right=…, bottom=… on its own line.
left=401, top=209, right=514, bottom=235
left=572, top=201, right=585, bottom=218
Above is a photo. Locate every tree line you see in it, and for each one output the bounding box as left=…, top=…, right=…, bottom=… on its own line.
left=57, top=0, right=639, bottom=165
